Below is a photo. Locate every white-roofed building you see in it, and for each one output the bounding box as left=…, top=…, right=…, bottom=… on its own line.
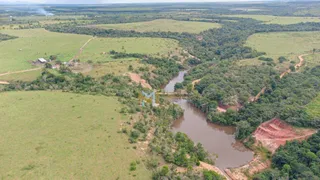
left=38, top=58, right=47, bottom=63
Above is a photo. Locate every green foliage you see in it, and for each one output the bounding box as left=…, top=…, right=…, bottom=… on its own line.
left=0, top=33, right=17, bottom=42
left=174, top=82, right=184, bottom=91
left=256, top=131, right=320, bottom=179
left=203, top=170, right=225, bottom=180
left=188, top=63, right=277, bottom=114
left=129, top=162, right=137, bottom=171
left=258, top=57, right=273, bottom=62
left=278, top=56, right=287, bottom=63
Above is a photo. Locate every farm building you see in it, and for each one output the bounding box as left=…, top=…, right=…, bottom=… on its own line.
left=38, top=58, right=48, bottom=63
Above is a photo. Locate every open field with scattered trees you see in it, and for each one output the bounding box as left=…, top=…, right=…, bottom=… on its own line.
left=79, top=37, right=179, bottom=62
left=0, top=91, right=151, bottom=179
left=224, top=15, right=320, bottom=25
left=0, top=28, right=179, bottom=74
left=306, top=94, right=320, bottom=119
left=242, top=31, right=320, bottom=71
left=2, top=2, right=320, bottom=179
left=0, top=29, right=90, bottom=73
left=95, top=19, right=221, bottom=33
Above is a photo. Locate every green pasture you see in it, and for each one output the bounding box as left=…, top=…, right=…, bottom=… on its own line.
left=79, top=37, right=179, bottom=62
left=306, top=94, right=320, bottom=119
left=0, top=29, right=91, bottom=73
left=303, top=53, right=320, bottom=70
left=246, top=31, right=320, bottom=57
left=237, top=31, right=320, bottom=72
left=95, top=19, right=221, bottom=33
left=0, top=28, right=178, bottom=75
left=84, top=60, right=152, bottom=77
left=0, top=69, right=42, bottom=82
left=223, top=15, right=320, bottom=24
left=0, top=91, right=150, bottom=179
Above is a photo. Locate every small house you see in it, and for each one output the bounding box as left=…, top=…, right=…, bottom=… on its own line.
left=38, top=58, right=47, bottom=63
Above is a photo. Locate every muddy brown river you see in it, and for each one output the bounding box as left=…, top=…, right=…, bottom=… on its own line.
left=164, top=71, right=253, bottom=169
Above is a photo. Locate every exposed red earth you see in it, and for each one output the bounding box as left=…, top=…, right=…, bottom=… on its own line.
left=253, top=118, right=316, bottom=153
left=225, top=118, right=316, bottom=180
left=127, top=72, right=152, bottom=89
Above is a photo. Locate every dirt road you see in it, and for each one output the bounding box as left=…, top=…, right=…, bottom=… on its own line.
left=0, top=81, right=10, bottom=85
left=253, top=53, right=308, bottom=103
left=69, top=37, right=95, bottom=62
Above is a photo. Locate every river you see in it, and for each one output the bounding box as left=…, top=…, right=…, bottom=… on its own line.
left=164, top=71, right=253, bottom=169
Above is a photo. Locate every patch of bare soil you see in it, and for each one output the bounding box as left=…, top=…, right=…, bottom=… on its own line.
left=0, top=81, right=9, bottom=85
left=70, top=63, right=93, bottom=74
left=225, top=155, right=270, bottom=180
left=225, top=118, right=316, bottom=180
left=192, top=79, right=201, bottom=89
left=253, top=118, right=316, bottom=153
left=127, top=72, right=152, bottom=89
left=217, top=102, right=242, bottom=113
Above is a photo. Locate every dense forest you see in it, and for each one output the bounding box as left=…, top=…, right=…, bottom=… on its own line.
left=188, top=62, right=277, bottom=110
left=205, top=65, right=320, bottom=139
left=255, top=131, right=320, bottom=180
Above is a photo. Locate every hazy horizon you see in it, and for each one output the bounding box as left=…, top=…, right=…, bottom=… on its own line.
left=0, top=0, right=280, bottom=4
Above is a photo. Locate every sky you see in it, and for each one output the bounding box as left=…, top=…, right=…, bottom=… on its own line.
left=0, top=0, right=266, bottom=4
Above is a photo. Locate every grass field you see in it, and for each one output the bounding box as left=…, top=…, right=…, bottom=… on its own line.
left=0, top=91, right=150, bottom=179
left=303, top=53, right=320, bottom=70
left=306, top=94, right=320, bottom=118
left=0, top=69, right=41, bottom=82
left=246, top=31, right=320, bottom=57
left=0, top=29, right=91, bottom=73
left=241, top=31, right=320, bottom=70
left=79, top=37, right=179, bottom=62
left=0, top=28, right=179, bottom=74
left=224, top=15, right=320, bottom=25
left=83, top=60, right=152, bottom=77
left=95, top=19, right=221, bottom=33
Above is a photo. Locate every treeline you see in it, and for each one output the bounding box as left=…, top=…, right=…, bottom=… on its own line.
left=109, top=50, right=146, bottom=59
left=255, top=131, right=320, bottom=180
left=0, top=33, right=17, bottom=42
left=46, top=17, right=320, bottom=63
left=209, top=66, right=320, bottom=139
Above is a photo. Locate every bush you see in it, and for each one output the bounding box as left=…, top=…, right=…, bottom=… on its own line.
left=258, top=57, right=273, bottom=62
left=203, top=170, right=225, bottom=180
left=278, top=56, right=287, bottom=63
left=129, top=162, right=137, bottom=171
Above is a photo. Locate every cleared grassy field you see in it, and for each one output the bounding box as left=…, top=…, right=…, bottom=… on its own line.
left=0, top=28, right=179, bottom=74
left=238, top=31, right=320, bottom=71
left=0, top=91, right=150, bottom=179
left=79, top=37, right=179, bottom=62
left=0, top=29, right=91, bottom=73
left=246, top=31, right=320, bottom=57
left=84, top=60, right=152, bottom=77
left=96, top=19, right=221, bottom=33
left=0, top=69, right=41, bottom=82
left=306, top=94, right=320, bottom=118
left=224, top=15, right=320, bottom=24
left=303, top=53, right=320, bottom=70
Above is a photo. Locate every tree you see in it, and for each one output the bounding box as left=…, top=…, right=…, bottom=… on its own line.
left=49, top=55, right=57, bottom=61
left=44, top=63, right=52, bottom=69
left=289, top=65, right=296, bottom=72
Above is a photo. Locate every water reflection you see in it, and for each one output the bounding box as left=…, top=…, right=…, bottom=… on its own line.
left=171, top=98, right=254, bottom=169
